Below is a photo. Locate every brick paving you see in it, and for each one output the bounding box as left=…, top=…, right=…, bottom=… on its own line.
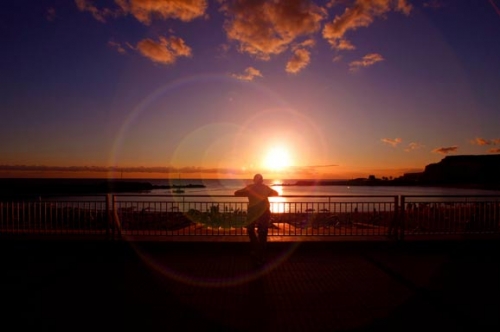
left=1, top=238, right=499, bottom=331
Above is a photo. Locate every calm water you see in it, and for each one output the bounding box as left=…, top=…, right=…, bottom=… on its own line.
left=47, top=179, right=500, bottom=203
left=146, top=179, right=500, bottom=197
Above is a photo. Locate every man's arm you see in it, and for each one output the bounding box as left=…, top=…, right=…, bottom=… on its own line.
left=269, top=187, right=279, bottom=196
left=234, top=187, right=249, bottom=196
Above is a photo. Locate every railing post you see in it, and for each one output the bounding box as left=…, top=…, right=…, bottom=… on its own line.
left=106, top=194, right=112, bottom=240
left=400, top=196, right=406, bottom=241
left=110, top=195, right=122, bottom=240
left=388, top=196, right=399, bottom=240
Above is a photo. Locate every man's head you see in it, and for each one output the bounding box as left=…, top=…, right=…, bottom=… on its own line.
left=253, top=173, right=263, bottom=184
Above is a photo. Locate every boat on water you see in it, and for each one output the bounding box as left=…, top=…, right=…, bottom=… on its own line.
left=172, top=187, right=185, bottom=194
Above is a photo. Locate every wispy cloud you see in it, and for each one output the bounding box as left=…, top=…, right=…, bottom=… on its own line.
left=349, top=53, right=384, bottom=71
left=231, top=67, right=263, bottom=81
left=404, top=142, right=424, bottom=152
left=0, top=164, right=247, bottom=176
left=75, top=0, right=119, bottom=23
left=470, top=137, right=500, bottom=146
left=75, top=0, right=207, bottom=24
left=489, top=148, right=500, bottom=153
left=432, top=146, right=458, bottom=154
left=108, top=40, right=127, bottom=54
left=381, top=137, right=402, bottom=147
left=136, top=36, right=192, bottom=65
left=322, top=0, right=412, bottom=51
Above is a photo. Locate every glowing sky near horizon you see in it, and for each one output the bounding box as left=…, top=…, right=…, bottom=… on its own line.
left=1, top=0, right=500, bottom=179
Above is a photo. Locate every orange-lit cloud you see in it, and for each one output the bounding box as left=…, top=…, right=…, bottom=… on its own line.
left=489, top=148, right=500, bottom=153
left=322, top=0, right=412, bottom=50
left=136, top=36, right=192, bottom=65
left=286, top=48, right=311, bottom=74
left=432, top=146, right=458, bottom=154
left=220, top=0, right=326, bottom=60
left=75, top=1, right=417, bottom=71
left=470, top=137, right=500, bottom=145
left=404, top=142, right=424, bottom=152
left=231, top=67, right=263, bottom=81
left=349, top=53, right=384, bottom=71
left=76, top=0, right=207, bottom=24
left=75, top=0, right=119, bottom=23
left=381, top=137, right=402, bottom=147
left=115, top=0, right=208, bottom=25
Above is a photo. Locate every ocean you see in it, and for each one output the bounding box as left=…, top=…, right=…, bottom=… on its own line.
left=145, top=178, right=500, bottom=197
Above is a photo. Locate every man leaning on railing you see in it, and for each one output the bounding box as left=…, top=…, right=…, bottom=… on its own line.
left=234, top=174, right=278, bottom=267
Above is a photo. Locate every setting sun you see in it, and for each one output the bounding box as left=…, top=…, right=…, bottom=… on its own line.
left=263, top=146, right=293, bottom=171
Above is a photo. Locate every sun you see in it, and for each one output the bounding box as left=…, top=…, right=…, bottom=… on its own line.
left=263, top=146, right=293, bottom=171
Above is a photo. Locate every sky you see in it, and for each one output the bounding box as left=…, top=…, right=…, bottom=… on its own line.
left=1, top=0, right=499, bottom=180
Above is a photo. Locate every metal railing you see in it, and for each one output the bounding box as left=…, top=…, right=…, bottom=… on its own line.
left=400, top=195, right=500, bottom=239
left=1, top=194, right=499, bottom=240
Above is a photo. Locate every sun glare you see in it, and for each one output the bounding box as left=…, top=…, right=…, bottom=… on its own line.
left=263, top=146, right=292, bottom=171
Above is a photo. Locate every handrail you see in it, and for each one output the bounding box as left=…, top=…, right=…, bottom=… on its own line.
left=1, top=194, right=499, bottom=241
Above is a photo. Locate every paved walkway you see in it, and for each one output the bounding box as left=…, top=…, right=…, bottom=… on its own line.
left=2, top=238, right=499, bottom=331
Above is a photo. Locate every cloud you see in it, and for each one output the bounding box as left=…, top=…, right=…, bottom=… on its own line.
left=404, top=142, right=424, bottom=152
left=76, top=0, right=207, bottom=24
left=381, top=137, right=402, bottom=147
left=470, top=137, right=500, bottom=146
left=220, top=0, right=326, bottom=60
left=322, top=0, right=412, bottom=50
left=432, top=146, right=458, bottom=154
left=0, top=164, right=250, bottom=176
left=231, top=67, right=263, bottom=81
left=350, top=53, right=384, bottom=71
left=115, top=0, right=208, bottom=25
left=108, top=40, right=127, bottom=54
left=75, top=0, right=119, bottom=23
left=136, top=36, right=192, bottom=65
left=332, top=55, right=343, bottom=62
left=285, top=38, right=316, bottom=73
left=489, top=148, right=500, bottom=153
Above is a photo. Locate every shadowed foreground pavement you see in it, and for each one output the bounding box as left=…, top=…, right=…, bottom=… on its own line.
left=1, top=238, right=499, bottom=331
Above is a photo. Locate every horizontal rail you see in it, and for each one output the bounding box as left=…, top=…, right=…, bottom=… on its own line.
left=1, top=194, right=499, bottom=241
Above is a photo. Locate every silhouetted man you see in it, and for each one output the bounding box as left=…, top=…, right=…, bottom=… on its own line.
left=235, top=174, right=278, bottom=266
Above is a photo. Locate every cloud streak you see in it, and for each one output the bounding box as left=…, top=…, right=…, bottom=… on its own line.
left=231, top=67, right=263, bottom=81
left=322, top=0, right=412, bottom=51
left=432, top=146, right=458, bottom=154
left=404, top=142, right=424, bottom=152
left=136, top=36, right=192, bottom=65
left=471, top=137, right=500, bottom=146
left=349, top=53, right=384, bottom=71
left=381, top=137, right=402, bottom=147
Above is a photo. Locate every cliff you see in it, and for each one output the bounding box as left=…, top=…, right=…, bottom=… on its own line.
left=420, top=154, right=500, bottom=186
